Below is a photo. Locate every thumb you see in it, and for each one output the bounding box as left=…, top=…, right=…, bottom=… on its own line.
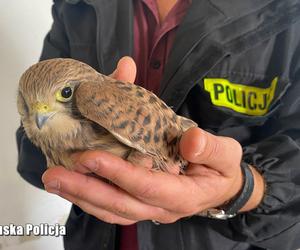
left=110, top=56, right=137, bottom=84
left=179, top=127, right=242, bottom=177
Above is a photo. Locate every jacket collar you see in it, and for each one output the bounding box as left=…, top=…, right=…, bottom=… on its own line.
left=91, top=0, right=134, bottom=74
left=66, top=0, right=134, bottom=74
left=208, top=0, right=273, bottom=19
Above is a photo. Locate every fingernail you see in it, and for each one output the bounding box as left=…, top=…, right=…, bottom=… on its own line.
left=44, top=180, right=60, bottom=195
left=82, top=159, right=98, bottom=171
left=194, top=136, right=207, bottom=158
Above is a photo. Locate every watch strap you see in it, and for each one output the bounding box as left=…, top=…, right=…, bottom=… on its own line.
left=222, top=162, right=254, bottom=215
left=196, top=162, right=255, bottom=219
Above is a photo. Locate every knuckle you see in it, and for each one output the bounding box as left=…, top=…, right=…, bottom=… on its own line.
left=109, top=170, right=121, bottom=184
left=137, top=182, right=158, bottom=200
left=118, top=221, right=135, bottom=226
left=112, top=201, right=130, bottom=217
left=225, top=137, right=243, bottom=161
left=102, top=214, right=117, bottom=224
left=73, top=175, right=90, bottom=199
left=69, top=197, right=81, bottom=208
left=157, top=215, right=179, bottom=224
left=230, top=138, right=243, bottom=158
left=101, top=213, right=135, bottom=225
left=205, top=136, right=220, bottom=161
left=154, top=209, right=181, bottom=224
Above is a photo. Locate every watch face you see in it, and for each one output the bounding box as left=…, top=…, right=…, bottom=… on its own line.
left=195, top=208, right=236, bottom=219
left=207, top=209, right=236, bottom=220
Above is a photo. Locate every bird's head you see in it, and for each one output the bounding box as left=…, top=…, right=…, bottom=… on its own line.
left=17, top=58, right=100, bottom=141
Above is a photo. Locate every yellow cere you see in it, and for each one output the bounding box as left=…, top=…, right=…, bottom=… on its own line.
left=34, top=103, right=51, bottom=113
left=204, top=77, right=278, bottom=116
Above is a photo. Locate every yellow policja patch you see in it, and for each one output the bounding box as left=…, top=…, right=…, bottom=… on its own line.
left=204, top=77, right=278, bottom=116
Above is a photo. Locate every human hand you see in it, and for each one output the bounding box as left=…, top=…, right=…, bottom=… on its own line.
left=41, top=57, right=265, bottom=224
left=109, top=56, right=137, bottom=83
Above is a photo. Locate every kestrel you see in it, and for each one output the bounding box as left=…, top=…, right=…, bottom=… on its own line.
left=17, top=58, right=197, bottom=172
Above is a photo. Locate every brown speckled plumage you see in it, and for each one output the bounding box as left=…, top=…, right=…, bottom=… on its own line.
left=17, top=58, right=197, bottom=172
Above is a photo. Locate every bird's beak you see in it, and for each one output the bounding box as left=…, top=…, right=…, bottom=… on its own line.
left=35, top=113, right=52, bottom=129
left=34, top=103, right=55, bottom=129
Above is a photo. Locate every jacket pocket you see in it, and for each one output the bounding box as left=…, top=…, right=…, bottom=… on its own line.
left=190, top=72, right=291, bottom=129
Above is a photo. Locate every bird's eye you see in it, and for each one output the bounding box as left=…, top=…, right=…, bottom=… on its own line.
left=61, top=87, right=72, bottom=98
left=56, top=86, right=73, bottom=102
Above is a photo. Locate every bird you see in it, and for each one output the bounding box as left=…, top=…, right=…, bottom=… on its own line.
left=17, top=58, right=197, bottom=173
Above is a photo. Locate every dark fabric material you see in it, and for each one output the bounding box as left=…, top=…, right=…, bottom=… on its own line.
left=119, top=224, right=138, bottom=250
left=120, top=1, right=191, bottom=249
left=16, top=126, right=47, bottom=189
left=16, top=0, right=300, bottom=249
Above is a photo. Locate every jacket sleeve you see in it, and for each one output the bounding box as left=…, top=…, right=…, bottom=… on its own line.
left=217, top=41, right=300, bottom=249
left=17, top=0, right=70, bottom=189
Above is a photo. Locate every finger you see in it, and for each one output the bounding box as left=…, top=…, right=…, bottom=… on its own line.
left=110, top=56, right=137, bottom=83
left=42, top=166, right=171, bottom=221
left=61, top=190, right=181, bottom=224
left=58, top=191, right=136, bottom=225
left=74, top=151, right=202, bottom=214
left=179, top=127, right=242, bottom=177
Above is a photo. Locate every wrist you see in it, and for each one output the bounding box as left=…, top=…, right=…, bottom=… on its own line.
left=239, top=165, right=265, bottom=212
left=196, top=163, right=266, bottom=219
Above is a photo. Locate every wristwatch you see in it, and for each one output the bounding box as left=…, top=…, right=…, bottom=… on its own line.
left=197, top=162, right=254, bottom=219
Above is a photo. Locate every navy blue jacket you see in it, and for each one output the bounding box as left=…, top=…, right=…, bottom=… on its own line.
left=17, top=0, right=300, bottom=249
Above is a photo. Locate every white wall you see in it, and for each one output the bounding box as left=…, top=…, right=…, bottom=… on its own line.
left=0, top=1, right=71, bottom=249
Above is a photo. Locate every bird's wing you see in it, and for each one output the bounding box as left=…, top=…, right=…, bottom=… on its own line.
left=75, top=76, right=197, bottom=158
